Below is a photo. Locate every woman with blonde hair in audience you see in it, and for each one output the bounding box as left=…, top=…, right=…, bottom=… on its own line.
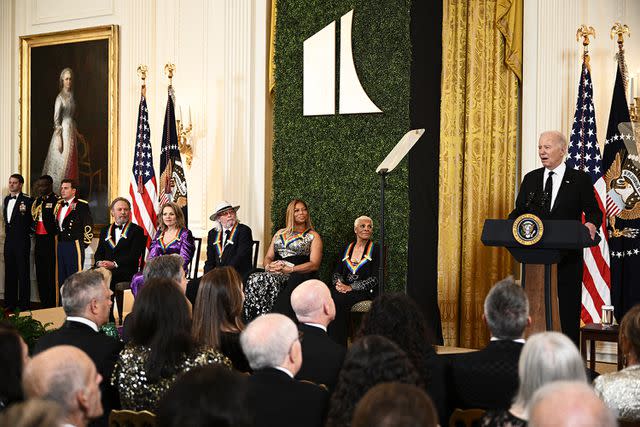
left=594, top=304, right=640, bottom=421
left=480, top=331, right=587, bottom=427
left=192, top=266, right=251, bottom=372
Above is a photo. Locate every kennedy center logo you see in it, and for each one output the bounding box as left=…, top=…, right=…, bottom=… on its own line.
left=303, top=10, right=382, bottom=116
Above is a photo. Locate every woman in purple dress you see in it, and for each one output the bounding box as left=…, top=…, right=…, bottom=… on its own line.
left=131, top=202, right=195, bottom=296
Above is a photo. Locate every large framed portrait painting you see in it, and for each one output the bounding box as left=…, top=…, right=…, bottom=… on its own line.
left=20, top=25, right=119, bottom=227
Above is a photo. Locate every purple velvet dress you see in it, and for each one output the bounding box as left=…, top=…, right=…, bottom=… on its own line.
left=130, top=228, right=195, bottom=296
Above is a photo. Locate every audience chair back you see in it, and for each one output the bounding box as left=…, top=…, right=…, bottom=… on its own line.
left=449, top=408, right=486, bottom=427
left=109, top=409, right=156, bottom=427
left=187, top=237, right=203, bottom=280
left=252, top=240, right=260, bottom=269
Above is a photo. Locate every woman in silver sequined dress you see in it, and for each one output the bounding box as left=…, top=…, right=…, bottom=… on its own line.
left=243, top=199, right=322, bottom=321
left=594, top=304, right=640, bottom=421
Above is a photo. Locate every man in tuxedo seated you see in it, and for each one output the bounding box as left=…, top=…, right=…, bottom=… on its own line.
left=241, top=313, right=328, bottom=427
left=446, top=277, right=530, bottom=413
left=529, top=381, right=616, bottom=427
left=94, top=197, right=146, bottom=322
left=204, top=201, right=253, bottom=277
left=509, top=130, right=600, bottom=345
left=291, top=279, right=345, bottom=392
left=34, top=270, right=123, bottom=427
left=24, top=345, right=105, bottom=427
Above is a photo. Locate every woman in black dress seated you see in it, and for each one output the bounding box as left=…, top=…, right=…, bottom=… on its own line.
left=243, top=199, right=322, bottom=321
left=192, top=267, right=251, bottom=372
left=328, top=216, right=378, bottom=345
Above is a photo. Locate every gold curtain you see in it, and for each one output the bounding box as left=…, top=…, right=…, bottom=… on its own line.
left=438, top=0, right=521, bottom=348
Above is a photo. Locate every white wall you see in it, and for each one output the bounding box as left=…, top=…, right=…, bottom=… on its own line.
left=522, top=0, right=640, bottom=176
left=0, top=0, right=268, bottom=302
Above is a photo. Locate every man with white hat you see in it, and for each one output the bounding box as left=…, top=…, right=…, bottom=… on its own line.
left=203, top=201, right=254, bottom=278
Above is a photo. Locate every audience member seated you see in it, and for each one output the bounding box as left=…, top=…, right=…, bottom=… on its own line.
left=203, top=201, right=254, bottom=278
left=34, top=270, right=122, bottom=427
left=351, top=382, right=438, bottom=427
left=122, top=254, right=188, bottom=342
left=328, top=215, right=379, bottom=346
left=243, top=199, right=322, bottom=321
left=112, top=278, right=231, bottom=411
left=23, top=346, right=104, bottom=427
left=94, top=197, right=146, bottom=321
left=0, top=398, right=63, bottom=427
left=192, top=267, right=251, bottom=372
left=130, top=202, right=195, bottom=296
left=594, top=303, right=640, bottom=420
left=326, top=335, right=422, bottom=427
left=157, top=364, right=252, bottom=427
left=446, top=277, right=529, bottom=414
left=240, top=313, right=328, bottom=427
left=291, top=279, right=346, bottom=391
left=359, top=293, right=446, bottom=425
left=529, top=381, right=617, bottom=427
left=480, top=331, right=587, bottom=427
left=0, top=322, right=29, bottom=411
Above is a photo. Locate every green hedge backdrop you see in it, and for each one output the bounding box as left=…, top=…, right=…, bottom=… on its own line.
left=273, top=0, right=411, bottom=291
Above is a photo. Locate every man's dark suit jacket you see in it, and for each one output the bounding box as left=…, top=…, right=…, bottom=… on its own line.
left=509, top=165, right=602, bottom=344
left=94, top=222, right=146, bottom=285
left=203, top=223, right=253, bottom=277
left=34, top=320, right=124, bottom=427
left=296, top=323, right=345, bottom=392
left=445, top=340, right=523, bottom=413
left=247, top=368, right=328, bottom=427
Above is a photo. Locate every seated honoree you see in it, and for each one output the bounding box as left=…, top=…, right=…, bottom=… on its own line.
left=130, top=202, right=195, bottom=296
left=594, top=304, right=640, bottom=420
left=243, top=199, right=322, bottom=322
left=94, top=197, right=146, bottom=319
left=112, top=278, right=231, bottom=411
left=327, top=216, right=378, bottom=346
left=55, top=179, right=93, bottom=294
left=204, top=201, right=254, bottom=278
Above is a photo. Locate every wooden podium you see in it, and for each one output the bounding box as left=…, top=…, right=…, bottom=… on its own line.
left=481, top=219, right=598, bottom=335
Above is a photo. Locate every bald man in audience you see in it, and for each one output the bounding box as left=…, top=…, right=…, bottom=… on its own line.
left=291, top=279, right=345, bottom=392
left=529, top=381, right=616, bottom=427
left=241, top=313, right=328, bottom=427
left=22, top=346, right=104, bottom=427
left=34, top=270, right=122, bottom=427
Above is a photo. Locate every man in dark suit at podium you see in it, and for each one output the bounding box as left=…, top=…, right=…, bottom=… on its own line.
left=509, top=130, right=601, bottom=345
left=446, top=278, right=529, bottom=412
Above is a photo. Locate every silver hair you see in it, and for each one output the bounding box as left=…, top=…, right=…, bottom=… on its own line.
left=60, top=270, right=107, bottom=317
left=143, top=254, right=184, bottom=284
left=483, top=276, right=529, bottom=339
left=528, top=381, right=617, bottom=427
left=354, top=216, right=373, bottom=228
left=514, top=332, right=587, bottom=410
left=58, top=67, right=73, bottom=90
left=539, top=130, right=567, bottom=149
left=40, top=362, right=88, bottom=417
left=240, top=314, right=298, bottom=370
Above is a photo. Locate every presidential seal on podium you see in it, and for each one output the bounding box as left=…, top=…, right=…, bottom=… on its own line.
left=512, top=213, right=544, bottom=245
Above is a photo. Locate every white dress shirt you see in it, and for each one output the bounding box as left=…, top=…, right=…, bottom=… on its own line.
left=6, top=195, right=17, bottom=223
left=543, top=162, right=566, bottom=210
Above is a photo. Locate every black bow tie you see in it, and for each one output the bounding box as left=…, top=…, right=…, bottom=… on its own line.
left=62, top=202, right=69, bottom=207
left=9, top=195, right=17, bottom=200
left=114, top=224, right=123, bottom=231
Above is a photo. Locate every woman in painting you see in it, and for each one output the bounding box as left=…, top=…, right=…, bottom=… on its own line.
left=242, top=199, right=322, bottom=321
left=130, top=202, right=195, bottom=296
left=42, top=67, right=79, bottom=189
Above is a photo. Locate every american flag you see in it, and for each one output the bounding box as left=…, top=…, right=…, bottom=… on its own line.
left=567, top=61, right=611, bottom=324
left=129, top=94, right=158, bottom=247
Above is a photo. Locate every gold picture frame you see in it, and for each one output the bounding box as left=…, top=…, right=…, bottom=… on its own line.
left=19, top=25, right=119, bottom=228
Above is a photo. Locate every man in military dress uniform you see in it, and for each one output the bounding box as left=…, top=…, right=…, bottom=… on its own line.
left=31, top=175, right=60, bottom=308
left=55, top=179, right=93, bottom=303
left=3, top=173, right=33, bottom=310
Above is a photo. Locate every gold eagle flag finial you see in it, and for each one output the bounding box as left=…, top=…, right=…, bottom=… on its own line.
left=137, top=65, right=148, bottom=97
left=164, top=63, right=175, bottom=87
left=576, top=25, right=596, bottom=65
left=610, top=22, right=630, bottom=47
